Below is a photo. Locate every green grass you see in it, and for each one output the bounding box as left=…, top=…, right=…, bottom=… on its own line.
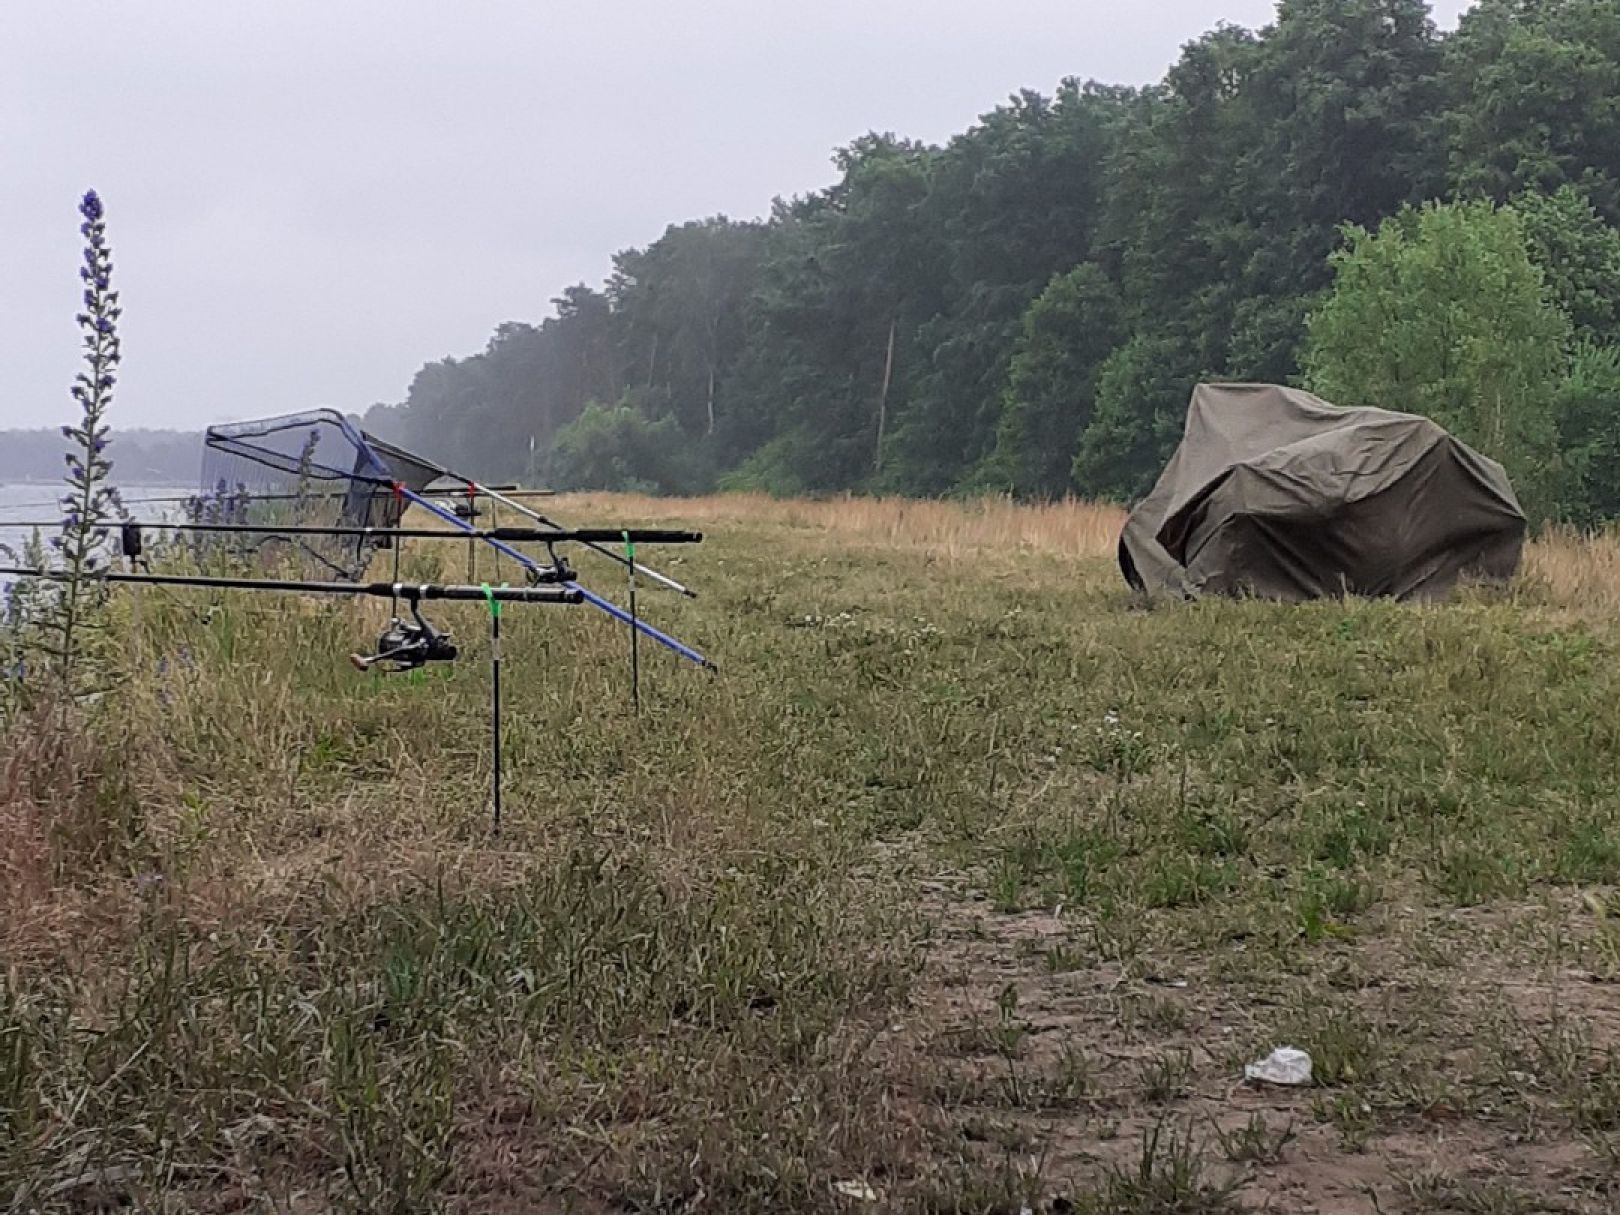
left=5, top=494, right=1620, bottom=1210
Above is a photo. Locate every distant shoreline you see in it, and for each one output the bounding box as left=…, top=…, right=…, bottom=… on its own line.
left=0, top=481, right=196, bottom=488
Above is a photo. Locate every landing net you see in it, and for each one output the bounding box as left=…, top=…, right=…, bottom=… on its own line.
left=195, top=409, right=440, bottom=579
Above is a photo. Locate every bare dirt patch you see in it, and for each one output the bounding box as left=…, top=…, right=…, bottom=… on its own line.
left=898, top=873, right=1620, bottom=1213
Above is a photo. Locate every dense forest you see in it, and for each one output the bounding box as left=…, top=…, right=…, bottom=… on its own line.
left=336, top=0, right=1620, bottom=526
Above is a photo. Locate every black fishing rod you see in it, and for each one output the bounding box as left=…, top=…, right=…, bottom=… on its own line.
left=462, top=480, right=700, bottom=599
left=4, top=519, right=704, bottom=545
left=0, top=566, right=581, bottom=605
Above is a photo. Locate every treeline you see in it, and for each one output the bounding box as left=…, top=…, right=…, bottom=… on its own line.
left=360, top=0, right=1620, bottom=526
left=0, top=429, right=200, bottom=485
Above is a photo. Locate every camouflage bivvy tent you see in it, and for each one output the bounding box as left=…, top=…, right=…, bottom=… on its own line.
left=1119, top=383, right=1526, bottom=602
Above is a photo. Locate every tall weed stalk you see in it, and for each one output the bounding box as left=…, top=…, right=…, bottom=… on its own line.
left=41, top=188, right=126, bottom=701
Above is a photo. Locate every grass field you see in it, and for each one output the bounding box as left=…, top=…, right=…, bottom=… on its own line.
left=5, top=492, right=1620, bottom=1213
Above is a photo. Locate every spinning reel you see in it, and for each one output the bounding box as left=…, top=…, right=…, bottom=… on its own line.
left=506, top=541, right=576, bottom=588
left=349, top=600, right=458, bottom=672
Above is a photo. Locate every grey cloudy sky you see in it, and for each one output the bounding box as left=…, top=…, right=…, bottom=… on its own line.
left=2, top=1, right=1473, bottom=433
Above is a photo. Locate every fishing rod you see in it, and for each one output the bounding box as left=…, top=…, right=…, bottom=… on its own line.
left=0, top=566, right=580, bottom=605
left=189, top=414, right=715, bottom=670
left=3, top=518, right=704, bottom=545
left=104, top=519, right=703, bottom=600
left=399, top=485, right=716, bottom=670
left=43, top=504, right=715, bottom=670
left=361, top=433, right=696, bottom=598
left=467, top=480, right=698, bottom=598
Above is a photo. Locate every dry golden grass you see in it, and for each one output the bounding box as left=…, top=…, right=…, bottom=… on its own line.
left=555, top=490, right=1620, bottom=610
left=550, top=490, right=1126, bottom=561
left=1523, top=524, right=1620, bottom=612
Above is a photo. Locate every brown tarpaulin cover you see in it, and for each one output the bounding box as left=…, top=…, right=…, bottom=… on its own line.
left=1119, top=383, right=1526, bottom=601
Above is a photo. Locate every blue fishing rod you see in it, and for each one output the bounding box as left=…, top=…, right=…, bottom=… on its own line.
left=397, top=486, right=715, bottom=671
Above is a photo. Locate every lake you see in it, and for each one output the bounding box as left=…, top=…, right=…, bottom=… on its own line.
left=0, top=482, right=194, bottom=579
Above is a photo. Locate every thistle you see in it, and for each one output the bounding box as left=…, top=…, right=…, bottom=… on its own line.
left=47, top=188, right=125, bottom=694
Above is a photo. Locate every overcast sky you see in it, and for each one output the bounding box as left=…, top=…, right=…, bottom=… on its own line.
left=2, top=1, right=1474, bottom=433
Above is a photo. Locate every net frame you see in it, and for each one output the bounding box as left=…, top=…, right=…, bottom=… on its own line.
left=197, top=409, right=442, bottom=579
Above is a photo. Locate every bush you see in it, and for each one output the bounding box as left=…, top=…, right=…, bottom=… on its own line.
left=1302, top=200, right=1571, bottom=523
left=548, top=400, right=711, bottom=495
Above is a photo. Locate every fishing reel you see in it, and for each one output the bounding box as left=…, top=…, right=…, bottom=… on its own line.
left=349, top=601, right=458, bottom=672
left=531, top=542, right=575, bottom=586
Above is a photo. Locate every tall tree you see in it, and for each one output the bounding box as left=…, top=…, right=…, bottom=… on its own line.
left=1229, top=0, right=1445, bottom=377
left=369, top=287, right=618, bottom=481
left=881, top=82, right=1131, bottom=494
left=1511, top=184, right=1620, bottom=345
left=1071, top=334, right=1203, bottom=503
left=978, top=264, right=1124, bottom=498
left=1100, top=26, right=1262, bottom=376
left=608, top=218, right=767, bottom=438
left=722, top=135, right=946, bottom=493
left=352, top=0, right=1620, bottom=524
left=1445, top=0, right=1620, bottom=219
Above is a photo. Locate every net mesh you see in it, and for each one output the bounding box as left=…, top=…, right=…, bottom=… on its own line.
left=361, top=432, right=447, bottom=490
left=194, top=409, right=441, bottom=579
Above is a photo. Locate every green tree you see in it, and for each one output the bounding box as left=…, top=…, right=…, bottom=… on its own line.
left=1445, top=0, right=1620, bottom=218
left=1102, top=1, right=1443, bottom=388
left=1071, top=334, right=1203, bottom=502
left=370, top=288, right=619, bottom=481
left=1511, top=185, right=1620, bottom=344
left=608, top=218, right=767, bottom=440
left=882, top=82, right=1130, bottom=494
left=1229, top=0, right=1444, bottom=377
left=1553, top=343, right=1620, bottom=526
left=978, top=264, right=1124, bottom=497
left=1302, top=200, right=1572, bottom=520
left=722, top=135, right=947, bottom=493
left=357, top=0, right=1620, bottom=507
left=1101, top=26, right=1261, bottom=376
